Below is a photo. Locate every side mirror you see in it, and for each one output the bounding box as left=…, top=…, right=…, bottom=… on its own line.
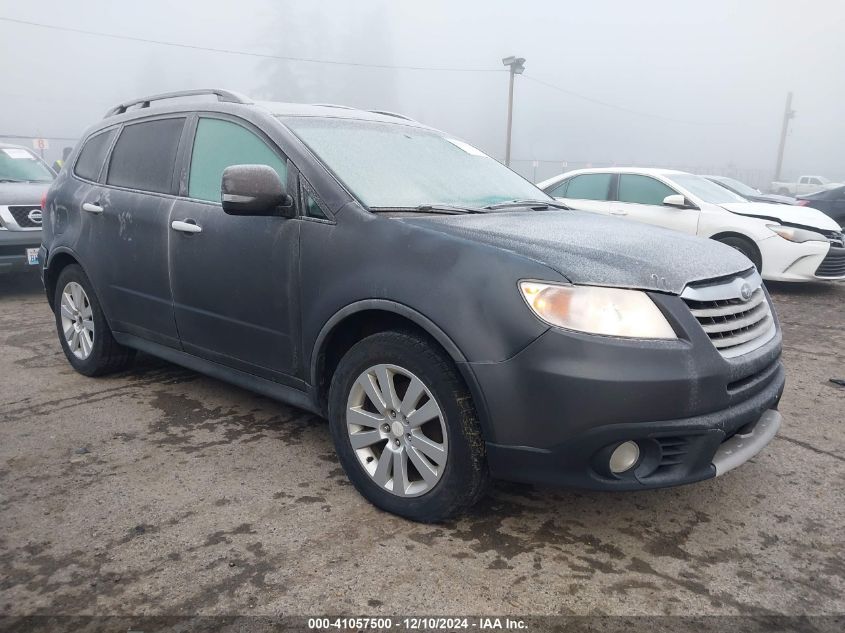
left=221, top=164, right=294, bottom=217
left=663, top=194, right=688, bottom=209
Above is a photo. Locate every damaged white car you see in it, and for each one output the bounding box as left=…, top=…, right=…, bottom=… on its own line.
left=539, top=168, right=845, bottom=282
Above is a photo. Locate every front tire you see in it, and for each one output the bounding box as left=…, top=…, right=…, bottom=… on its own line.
left=53, top=264, right=135, bottom=376
left=716, top=236, right=762, bottom=272
left=328, top=330, right=488, bottom=522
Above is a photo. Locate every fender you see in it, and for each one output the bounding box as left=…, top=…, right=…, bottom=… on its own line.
left=310, top=299, right=469, bottom=385
left=310, top=299, right=495, bottom=439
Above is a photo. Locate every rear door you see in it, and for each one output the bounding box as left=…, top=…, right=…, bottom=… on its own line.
left=610, top=174, right=699, bottom=234
left=167, top=114, right=300, bottom=381
left=90, top=116, right=187, bottom=347
left=553, top=173, right=613, bottom=215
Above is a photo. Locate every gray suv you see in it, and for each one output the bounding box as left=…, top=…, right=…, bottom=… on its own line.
left=41, top=89, right=785, bottom=521
left=1, top=143, right=53, bottom=273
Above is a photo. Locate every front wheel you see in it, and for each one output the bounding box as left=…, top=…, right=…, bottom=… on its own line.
left=53, top=264, right=135, bottom=376
left=716, top=236, right=762, bottom=272
left=328, top=331, right=488, bottom=522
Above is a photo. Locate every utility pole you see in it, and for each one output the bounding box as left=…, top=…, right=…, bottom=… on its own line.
left=502, top=56, right=526, bottom=167
left=774, top=91, right=795, bottom=182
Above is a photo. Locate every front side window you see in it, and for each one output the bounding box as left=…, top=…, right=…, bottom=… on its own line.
left=74, top=128, right=117, bottom=182
left=282, top=117, right=545, bottom=209
left=617, top=175, right=677, bottom=205
left=0, top=146, right=54, bottom=183
left=188, top=118, right=287, bottom=203
left=107, top=118, right=185, bottom=193
left=565, top=173, right=612, bottom=201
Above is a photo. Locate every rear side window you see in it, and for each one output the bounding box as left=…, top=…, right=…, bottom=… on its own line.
left=617, top=175, right=676, bottom=205
left=188, top=118, right=287, bottom=203
left=107, top=118, right=185, bottom=194
left=565, top=174, right=612, bottom=201
left=74, top=129, right=117, bottom=182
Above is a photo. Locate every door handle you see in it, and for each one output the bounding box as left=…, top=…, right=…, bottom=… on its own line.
left=171, top=219, right=202, bottom=234
left=610, top=209, right=628, bottom=216
left=82, top=202, right=103, bottom=214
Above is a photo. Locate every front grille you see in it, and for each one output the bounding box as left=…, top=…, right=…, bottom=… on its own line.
left=681, top=271, right=776, bottom=359
left=8, top=206, right=43, bottom=228
left=815, top=246, right=845, bottom=278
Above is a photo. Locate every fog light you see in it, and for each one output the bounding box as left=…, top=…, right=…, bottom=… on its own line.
left=609, top=441, right=640, bottom=474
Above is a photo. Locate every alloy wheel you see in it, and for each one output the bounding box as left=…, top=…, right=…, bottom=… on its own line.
left=346, top=363, right=448, bottom=497
left=60, top=281, right=95, bottom=359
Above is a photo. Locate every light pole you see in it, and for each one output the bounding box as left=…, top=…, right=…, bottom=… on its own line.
left=502, top=56, right=525, bottom=167
left=773, top=91, right=795, bottom=183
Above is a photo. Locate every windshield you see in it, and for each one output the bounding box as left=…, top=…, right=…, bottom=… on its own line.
left=714, top=176, right=759, bottom=198
left=668, top=174, right=747, bottom=204
left=283, top=117, right=547, bottom=209
left=0, top=147, right=54, bottom=183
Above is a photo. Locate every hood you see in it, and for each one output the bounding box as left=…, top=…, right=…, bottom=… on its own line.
left=399, top=210, right=751, bottom=295
left=0, top=181, right=50, bottom=206
left=720, top=201, right=840, bottom=231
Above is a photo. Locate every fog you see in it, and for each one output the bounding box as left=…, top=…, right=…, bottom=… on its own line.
left=2, top=0, right=843, bottom=186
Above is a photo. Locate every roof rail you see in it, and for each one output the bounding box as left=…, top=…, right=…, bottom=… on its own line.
left=104, top=89, right=253, bottom=118
left=311, top=103, right=356, bottom=110
left=368, top=109, right=416, bottom=122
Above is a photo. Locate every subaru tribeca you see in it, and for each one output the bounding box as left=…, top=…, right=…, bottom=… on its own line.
left=41, top=90, right=785, bottom=521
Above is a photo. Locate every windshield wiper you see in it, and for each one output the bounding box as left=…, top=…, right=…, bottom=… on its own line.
left=483, top=199, right=570, bottom=210
left=371, top=204, right=486, bottom=215
left=0, top=178, right=26, bottom=183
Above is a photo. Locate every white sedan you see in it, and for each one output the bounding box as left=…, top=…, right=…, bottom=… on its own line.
left=537, top=167, right=845, bottom=282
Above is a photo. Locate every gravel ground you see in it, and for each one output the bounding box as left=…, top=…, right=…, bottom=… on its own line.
left=0, top=271, right=843, bottom=618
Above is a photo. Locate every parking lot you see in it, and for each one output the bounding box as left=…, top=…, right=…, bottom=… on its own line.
left=0, top=271, right=842, bottom=617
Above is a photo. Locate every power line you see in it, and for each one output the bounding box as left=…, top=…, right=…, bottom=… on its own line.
left=523, top=74, right=732, bottom=127
left=0, top=17, right=504, bottom=73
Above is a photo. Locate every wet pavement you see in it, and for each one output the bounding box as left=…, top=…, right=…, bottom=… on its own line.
left=0, top=271, right=843, bottom=616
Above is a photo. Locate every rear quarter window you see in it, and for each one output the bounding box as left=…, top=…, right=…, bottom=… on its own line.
left=106, top=118, right=186, bottom=194
left=74, top=128, right=117, bottom=182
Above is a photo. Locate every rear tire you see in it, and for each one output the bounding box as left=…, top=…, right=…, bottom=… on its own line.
left=328, top=330, right=488, bottom=522
left=716, top=236, right=762, bottom=272
left=53, top=264, right=135, bottom=376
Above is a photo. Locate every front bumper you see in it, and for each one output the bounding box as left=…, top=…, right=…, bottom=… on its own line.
left=468, top=291, right=785, bottom=490
left=759, top=236, right=844, bottom=281
left=0, top=230, right=42, bottom=274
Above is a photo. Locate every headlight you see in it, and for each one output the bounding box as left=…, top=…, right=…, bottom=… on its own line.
left=767, top=224, right=826, bottom=243
left=519, top=281, right=677, bottom=339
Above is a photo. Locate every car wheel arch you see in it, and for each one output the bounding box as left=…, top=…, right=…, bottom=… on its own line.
left=44, top=248, right=86, bottom=309
left=710, top=231, right=763, bottom=270
left=310, top=300, right=493, bottom=439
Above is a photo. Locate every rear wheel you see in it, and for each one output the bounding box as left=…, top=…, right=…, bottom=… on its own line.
left=328, top=330, right=488, bottom=522
left=53, top=264, right=135, bottom=376
left=716, top=236, right=762, bottom=272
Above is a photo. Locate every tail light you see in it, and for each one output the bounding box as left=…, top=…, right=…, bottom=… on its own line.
left=41, top=191, right=47, bottom=210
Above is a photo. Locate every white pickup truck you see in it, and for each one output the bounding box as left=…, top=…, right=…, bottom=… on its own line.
left=771, top=175, right=843, bottom=196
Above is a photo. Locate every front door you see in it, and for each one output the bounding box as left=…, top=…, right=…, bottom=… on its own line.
left=611, top=174, right=700, bottom=235
left=168, top=115, right=299, bottom=380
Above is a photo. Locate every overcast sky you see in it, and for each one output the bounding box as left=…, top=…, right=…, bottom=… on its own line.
left=1, top=0, right=842, bottom=184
